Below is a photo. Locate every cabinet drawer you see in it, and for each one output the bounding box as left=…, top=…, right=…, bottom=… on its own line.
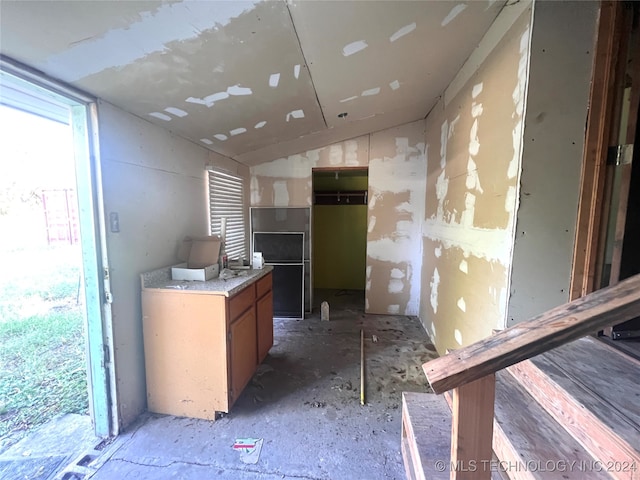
left=256, top=272, right=273, bottom=298
left=229, top=284, right=256, bottom=321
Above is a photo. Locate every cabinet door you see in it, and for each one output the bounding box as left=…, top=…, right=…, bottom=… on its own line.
left=229, top=308, right=257, bottom=404
left=257, top=291, right=274, bottom=363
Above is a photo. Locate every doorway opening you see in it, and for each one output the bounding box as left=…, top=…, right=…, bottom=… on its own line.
left=0, top=63, right=114, bottom=442
left=312, top=168, right=368, bottom=315
left=571, top=2, right=640, bottom=358
left=0, top=104, right=89, bottom=447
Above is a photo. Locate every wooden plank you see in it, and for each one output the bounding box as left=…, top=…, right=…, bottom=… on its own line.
left=597, top=334, right=640, bottom=363
left=609, top=18, right=640, bottom=286
left=540, top=336, right=640, bottom=432
left=508, top=351, right=639, bottom=479
left=493, top=371, right=611, bottom=480
left=570, top=1, right=622, bottom=300
left=401, top=392, right=451, bottom=480
left=609, top=162, right=634, bottom=285
left=450, top=374, right=495, bottom=480
left=594, top=5, right=634, bottom=292
left=423, top=273, right=640, bottom=394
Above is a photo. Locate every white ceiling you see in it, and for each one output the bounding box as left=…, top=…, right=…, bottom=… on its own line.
left=0, top=1, right=505, bottom=166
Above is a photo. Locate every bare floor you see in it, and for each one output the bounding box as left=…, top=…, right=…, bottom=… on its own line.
left=2, top=289, right=438, bottom=480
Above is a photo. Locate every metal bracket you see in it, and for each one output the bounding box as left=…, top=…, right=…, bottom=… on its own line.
left=607, top=144, right=634, bottom=166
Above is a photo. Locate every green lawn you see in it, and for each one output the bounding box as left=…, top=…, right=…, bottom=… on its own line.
left=0, top=246, right=89, bottom=441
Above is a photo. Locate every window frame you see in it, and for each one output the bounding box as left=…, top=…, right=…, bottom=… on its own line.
left=208, top=169, right=246, bottom=261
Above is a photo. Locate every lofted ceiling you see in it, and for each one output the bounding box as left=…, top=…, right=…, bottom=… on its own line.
left=0, top=1, right=505, bottom=166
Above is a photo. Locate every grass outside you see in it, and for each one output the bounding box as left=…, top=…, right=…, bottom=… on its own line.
left=0, top=245, right=89, bottom=443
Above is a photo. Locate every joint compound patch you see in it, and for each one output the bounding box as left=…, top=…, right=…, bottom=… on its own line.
left=442, top=4, right=467, bottom=27
left=329, top=144, right=344, bottom=165
left=459, top=259, right=468, bottom=274
left=387, top=304, right=400, bottom=314
left=430, top=268, right=440, bottom=314
left=390, top=23, right=416, bottom=42
left=457, top=297, right=466, bottom=313
left=388, top=279, right=404, bottom=294
left=390, top=268, right=405, bottom=279
left=343, top=40, right=368, bottom=56
left=273, top=181, right=289, bottom=206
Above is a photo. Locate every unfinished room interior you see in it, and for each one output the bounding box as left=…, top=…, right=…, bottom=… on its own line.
left=1, top=0, right=639, bottom=479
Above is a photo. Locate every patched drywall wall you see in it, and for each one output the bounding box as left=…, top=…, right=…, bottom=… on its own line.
left=367, top=120, right=426, bottom=315
left=250, top=136, right=369, bottom=207
left=420, top=2, right=532, bottom=354
left=98, top=100, right=245, bottom=429
left=507, top=1, right=598, bottom=325
left=250, top=121, right=427, bottom=315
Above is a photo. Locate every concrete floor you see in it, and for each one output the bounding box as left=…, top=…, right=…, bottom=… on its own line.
left=3, top=289, right=438, bottom=480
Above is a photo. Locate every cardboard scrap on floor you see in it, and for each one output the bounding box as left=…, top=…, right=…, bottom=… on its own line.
left=233, top=438, right=263, bottom=464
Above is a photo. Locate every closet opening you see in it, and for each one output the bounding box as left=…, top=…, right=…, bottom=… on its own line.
left=312, top=168, right=368, bottom=315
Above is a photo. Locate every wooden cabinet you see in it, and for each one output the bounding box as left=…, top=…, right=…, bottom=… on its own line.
left=141, top=270, right=273, bottom=421
left=257, top=292, right=273, bottom=363
left=256, top=273, right=274, bottom=363
left=230, top=307, right=258, bottom=402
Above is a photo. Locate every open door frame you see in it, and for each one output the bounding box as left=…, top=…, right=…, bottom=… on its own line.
left=571, top=1, right=640, bottom=299
left=0, top=56, right=117, bottom=436
left=570, top=1, right=624, bottom=300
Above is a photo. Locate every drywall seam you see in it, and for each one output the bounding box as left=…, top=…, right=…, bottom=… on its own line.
left=445, top=0, right=532, bottom=107
left=103, top=157, right=204, bottom=180
left=422, top=220, right=513, bottom=265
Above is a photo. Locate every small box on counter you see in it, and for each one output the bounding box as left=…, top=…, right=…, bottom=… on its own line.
left=171, top=235, right=222, bottom=281
left=171, top=262, right=219, bottom=281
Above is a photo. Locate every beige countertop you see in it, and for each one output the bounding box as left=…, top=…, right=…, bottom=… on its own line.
left=141, top=265, right=273, bottom=297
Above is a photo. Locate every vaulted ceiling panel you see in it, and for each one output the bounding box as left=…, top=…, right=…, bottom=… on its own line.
left=290, top=1, right=504, bottom=129
left=0, top=0, right=505, bottom=165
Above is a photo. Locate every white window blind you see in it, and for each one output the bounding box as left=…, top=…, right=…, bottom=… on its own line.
left=208, top=170, right=246, bottom=260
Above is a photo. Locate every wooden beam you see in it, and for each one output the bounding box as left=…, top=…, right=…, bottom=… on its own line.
left=570, top=1, right=622, bottom=300
left=423, top=273, right=640, bottom=394
left=609, top=17, right=640, bottom=286
left=450, top=374, right=495, bottom=480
